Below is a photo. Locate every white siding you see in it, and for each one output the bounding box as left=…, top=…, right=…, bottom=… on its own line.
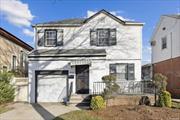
left=35, top=13, right=142, bottom=60
left=28, top=59, right=141, bottom=103
left=152, top=16, right=180, bottom=63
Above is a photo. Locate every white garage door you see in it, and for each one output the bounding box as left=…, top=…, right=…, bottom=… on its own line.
left=37, top=74, right=67, bottom=102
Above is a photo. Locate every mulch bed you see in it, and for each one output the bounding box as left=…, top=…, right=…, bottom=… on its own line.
left=89, top=105, right=180, bottom=120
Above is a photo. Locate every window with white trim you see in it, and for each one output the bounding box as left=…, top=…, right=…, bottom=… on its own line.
left=90, top=28, right=116, bottom=46
left=97, top=29, right=109, bottom=46
left=12, top=55, right=16, bottom=70
left=161, top=36, right=167, bottom=49
left=110, top=63, right=135, bottom=80
left=45, top=30, right=57, bottom=46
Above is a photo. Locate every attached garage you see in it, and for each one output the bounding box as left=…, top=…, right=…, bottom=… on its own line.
left=35, top=70, right=68, bottom=103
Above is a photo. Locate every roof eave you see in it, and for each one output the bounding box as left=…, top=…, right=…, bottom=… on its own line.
left=32, top=24, right=82, bottom=27
left=125, top=22, right=145, bottom=26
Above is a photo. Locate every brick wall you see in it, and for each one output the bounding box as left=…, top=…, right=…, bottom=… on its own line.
left=106, top=95, right=155, bottom=106
left=153, top=57, right=180, bottom=98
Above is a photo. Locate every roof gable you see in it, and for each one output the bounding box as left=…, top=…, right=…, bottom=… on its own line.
left=84, top=9, right=126, bottom=25
left=33, top=9, right=144, bottom=27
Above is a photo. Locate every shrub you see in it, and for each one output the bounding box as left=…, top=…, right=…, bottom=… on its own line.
left=154, top=73, right=167, bottom=92
left=90, top=96, right=106, bottom=110
left=0, top=71, right=15, bottom=104
left=158, top=91, right=172, bottom=107
left=0, top=81, right=15, bottom=104
left=0, top=72, right=13, bottom=84
left=102, top=75, right=119, bottom=99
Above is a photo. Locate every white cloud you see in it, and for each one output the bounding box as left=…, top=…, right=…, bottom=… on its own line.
left=0, top=0, right=34, bottom=27
left=87, top=10, right=134, bottom=21
left=23, top=28, right=34, bottom=37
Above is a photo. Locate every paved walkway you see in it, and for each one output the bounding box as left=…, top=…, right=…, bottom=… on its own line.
left=0, top=102, right=80, bottom=120
left=172, top=99, right=180, bottom=103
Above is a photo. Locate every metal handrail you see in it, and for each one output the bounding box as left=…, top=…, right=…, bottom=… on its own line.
left=93, top=80, right=155, bottom=95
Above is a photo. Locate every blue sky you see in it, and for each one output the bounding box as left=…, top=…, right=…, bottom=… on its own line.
left=0, top=0, right=180, bottom=64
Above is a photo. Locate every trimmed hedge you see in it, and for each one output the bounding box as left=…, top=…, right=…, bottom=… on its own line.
left=90, top=96, right=106, bottom=110
left=159, top=91, right=172, bottom=107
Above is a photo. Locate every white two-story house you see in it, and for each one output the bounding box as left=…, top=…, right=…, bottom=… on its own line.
left=28, top=10, right=144, bottom=103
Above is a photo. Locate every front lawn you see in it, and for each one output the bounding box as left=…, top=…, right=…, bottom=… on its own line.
left=54, top=105, right=180, bottom=120
left=54, top=110, right=100, bottom=120
left=0, top=104, right=13, bottom=114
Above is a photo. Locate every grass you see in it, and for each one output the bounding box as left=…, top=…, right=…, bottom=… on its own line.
left=172, top=101, right=180, bottom=109
left=0, top=104, right=13, bottom=114
left=53, top=110, right=101, bottom=120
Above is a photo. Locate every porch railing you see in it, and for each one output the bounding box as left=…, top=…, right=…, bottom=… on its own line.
left=93, top=80, right=155, bottom=95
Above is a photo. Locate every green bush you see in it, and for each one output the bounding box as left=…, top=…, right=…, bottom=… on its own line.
left=90, top=96, right=106, bottom=110
left=0, top=81, right=15, bottom=104
left=154, top=73, right=167, bottom=92
left=0, top=71, right=15, bottom=104
left=158, top=91, right=172, bottom=107
left=102, top=75, right=119, bottom=99
left=0, top=72, right=13, bottom=83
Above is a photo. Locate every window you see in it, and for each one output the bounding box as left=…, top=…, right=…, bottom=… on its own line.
left=12, top=55, right=16, bottom=70
left=90, top=29, right=116, bottom=46
left=116, top=64, right=127, bottom=80
left=110, top=63, right=135, bottom=80
left=20, top=51, right=24, bottom=68
left=45, top=30, right=57, bottom=46
left=97, top=29, right=109, bottom=46
left=161, top=36, right=167, bottom=49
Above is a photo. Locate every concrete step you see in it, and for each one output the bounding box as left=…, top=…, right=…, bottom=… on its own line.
left=68, top=94, right=91, bottom=108
left=70, top=94, right=91, bottom=100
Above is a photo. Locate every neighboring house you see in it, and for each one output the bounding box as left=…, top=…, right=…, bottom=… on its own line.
left=0, top=27, right=33, bottom=76
left=151, top=14, right=180, bottom=98
left=142, top=64, right=152, bottom=80
left=28, top=9, right=144, bottom=103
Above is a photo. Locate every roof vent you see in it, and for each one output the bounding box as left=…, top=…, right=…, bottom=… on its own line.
left=162, top=27, right=166, bottom=30
left=151, top=41, right=156, bottom=46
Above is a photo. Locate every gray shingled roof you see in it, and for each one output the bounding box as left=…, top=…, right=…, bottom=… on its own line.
left=29, top=49, right=106, bottom=57
left=33, top=10, right=144, bottom=27
left=164, top=14, right=180, bottom=19
left=38, top=18, right=85, bottom=25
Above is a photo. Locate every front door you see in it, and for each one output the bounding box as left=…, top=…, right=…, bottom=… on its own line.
left=76, top=65, right=89, bottom=94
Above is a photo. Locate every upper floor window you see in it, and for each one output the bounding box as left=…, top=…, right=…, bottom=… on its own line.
left=20, top=51, right=26, bottom=68
left=90, top=28, right=116, bottom=46
left=110, top=63, right=135, bottom=80
left=161, top=36, right=167, bottom=49
left=97, top=29, right=109, bottom=46
left=45, top=30, right=57, bottom=47
left=12, top=55, right=16, bottom=70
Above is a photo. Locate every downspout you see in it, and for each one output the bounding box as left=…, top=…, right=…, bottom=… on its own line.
left=170, top=32, right=173, bottom=90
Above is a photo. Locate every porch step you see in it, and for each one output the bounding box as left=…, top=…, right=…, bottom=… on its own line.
left=70, top=94, right=90, bottom=102
left=69, top=94, right=91, bottom=109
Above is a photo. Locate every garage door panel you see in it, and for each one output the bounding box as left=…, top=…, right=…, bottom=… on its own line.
left=37, top=74, right=67, bottom=102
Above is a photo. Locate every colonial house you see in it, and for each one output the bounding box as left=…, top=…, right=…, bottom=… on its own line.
left=0, top=27, right=33, bottom=76
left=151, top=14, right=180, bottom=98
left=28, top=10, right=144, bottom=103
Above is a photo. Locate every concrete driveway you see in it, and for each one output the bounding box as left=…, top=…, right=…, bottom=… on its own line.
left=0, top=102, right=80, bottom=120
